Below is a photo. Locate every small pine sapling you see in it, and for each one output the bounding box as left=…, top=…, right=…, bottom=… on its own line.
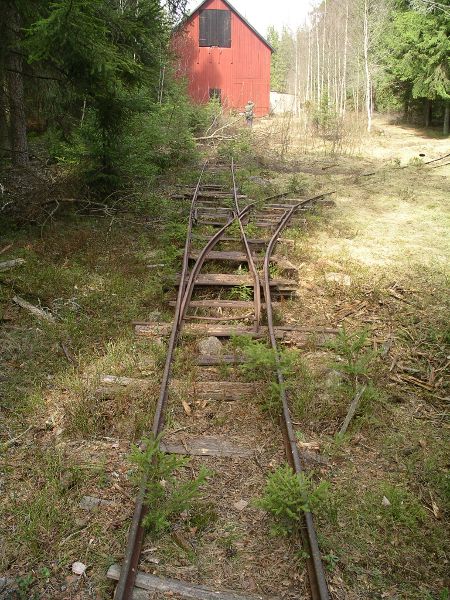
left=129, top=434, right=209, bottom=536
left=257, top=465, right=329, bottom=536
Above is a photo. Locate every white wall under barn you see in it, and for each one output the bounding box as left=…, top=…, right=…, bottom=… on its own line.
left=270, top=92, right=296, bottom=114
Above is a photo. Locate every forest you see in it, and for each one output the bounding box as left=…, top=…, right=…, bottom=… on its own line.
left=1, top=0, right=448, bottom=187
left=268, top=0, right=450, bottom=133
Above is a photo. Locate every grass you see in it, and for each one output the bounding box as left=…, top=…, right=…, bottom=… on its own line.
left=268, top=143, right=449, bottom=597
left=318, top=477, right=448, bottom=599
left=0, top=201, right=185, bottom=595
left=1, top=117, right=448, bottom=599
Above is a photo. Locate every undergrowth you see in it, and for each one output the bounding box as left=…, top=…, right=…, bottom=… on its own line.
left=129, top=434, right=210, bottom=536
left=258, top=465, right=329, bottom=536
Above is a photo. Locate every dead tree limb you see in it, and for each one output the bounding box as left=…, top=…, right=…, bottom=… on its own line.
left=13, top=295, right=55, bottom=322
left=0, top=258, right=25, bottom=271
left=339, top=384, right=367, bottom=435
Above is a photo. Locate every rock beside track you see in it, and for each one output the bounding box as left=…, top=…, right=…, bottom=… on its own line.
left=198, top=336, right=223, bottom=356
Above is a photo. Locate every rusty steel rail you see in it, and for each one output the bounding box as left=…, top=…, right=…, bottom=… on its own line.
left=114, top=161, right=208, bottom=599
left=262, top=193, right=331, bottom=600
left=231, top=158, right=261, bottom=331
left=115, top=160, right=332, bottom=600
left=116, top=163, right=257, bottom=600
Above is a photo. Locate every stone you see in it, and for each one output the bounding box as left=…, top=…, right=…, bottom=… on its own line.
left=325, top=369, right=343, bottom=388
left=0, top=578, right=17, bottom=600
left=198, top=336, right=222, bottom=356
left=325, top=272, right=352, bottom=286
left=249, top=175, right=271, bottom=186
left=72, top=562, right=87, bottom=576
left=79, top=495, right=113, bottom=511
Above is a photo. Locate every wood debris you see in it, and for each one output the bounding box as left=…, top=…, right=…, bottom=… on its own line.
left=0, top=258, right=25, bottom=271
left=12, top=295, right=55, bottom=322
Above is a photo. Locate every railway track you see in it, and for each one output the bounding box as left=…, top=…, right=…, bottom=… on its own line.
left=109, top=160, right=332, bottom=600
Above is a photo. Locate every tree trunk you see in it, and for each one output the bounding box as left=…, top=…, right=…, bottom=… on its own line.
left=306, top=29, right=311, bottom=102
left=424, top=99, right=432, bottom=128
left=316, top=17, right=321, bottom=103
left=444, top=103, right=449, bottom=136
left=363, top=0, right=372, bottom=133
left=5, top=3, right=28, bottom=167
left=0, top=72, right=9, bottom=157
left=341, top=0, right=349, bottom=115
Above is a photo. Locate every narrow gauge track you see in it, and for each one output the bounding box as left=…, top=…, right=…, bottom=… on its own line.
left=111, top=161, right=331, bottom=600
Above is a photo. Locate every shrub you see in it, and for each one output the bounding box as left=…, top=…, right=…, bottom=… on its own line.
left=129, top=434, right=210, bottom=536
left=258, top=465, right=329, bottom=536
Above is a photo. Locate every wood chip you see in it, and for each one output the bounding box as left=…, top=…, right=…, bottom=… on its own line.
left=181, top=400, right=192, bottom=416
left=234, top=499, right=249, bottom=511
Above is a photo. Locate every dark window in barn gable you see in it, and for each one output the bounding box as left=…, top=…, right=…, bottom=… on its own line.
left=199, top=10, right=231, bottom=48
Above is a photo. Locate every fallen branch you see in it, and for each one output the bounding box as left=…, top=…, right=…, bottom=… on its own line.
left=2, top=425, right=33, bottom=450
left=0, top=244, right=13, bottom=255
left=13, top=295, right=55, bottom=322
left=195, top=135, right=234, bottom=141
left=0, top=258, right=25, bottom=272
left=194, top=116, right=241, bottom=141
left=339, top=385, right=367, bottom=435
left=60, top=341, right=77, bottom=366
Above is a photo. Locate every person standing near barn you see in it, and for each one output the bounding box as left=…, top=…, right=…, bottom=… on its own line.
left=245, top=100, right=255, bottom=127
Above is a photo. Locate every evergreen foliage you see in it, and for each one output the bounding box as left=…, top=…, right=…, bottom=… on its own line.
left=129, top=434, right=210, bottom=536
left=378, top=6, right=450, bottom=107
left=267, top=26, right=293, bottom=94
left=258, top=465, right=329, bottom=536
left=1, top=0, right=202, bottom=189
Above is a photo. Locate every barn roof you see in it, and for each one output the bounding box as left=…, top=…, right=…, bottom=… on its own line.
left=184, top=0, right=274, bottom=52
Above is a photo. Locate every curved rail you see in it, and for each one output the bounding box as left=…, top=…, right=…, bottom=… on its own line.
left=231, top=158, right=261, bottom=331
left=116, top=164, right=256, bottom=599
left=262, top=194, right=331, bottom=600
left=178, top=202, right=255, bottom=324
left=115, top=162, right=332, bottom=600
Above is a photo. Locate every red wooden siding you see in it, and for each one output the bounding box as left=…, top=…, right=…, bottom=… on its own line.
left=173, top=0, right=271, bottom=116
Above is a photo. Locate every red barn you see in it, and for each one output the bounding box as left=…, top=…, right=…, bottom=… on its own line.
left=173, top=0, right=273, bottom=116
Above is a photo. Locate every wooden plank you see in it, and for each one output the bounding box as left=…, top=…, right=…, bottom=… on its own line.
left=161, top=436, right=253, bottom=458
left=135, top=322, right=338, bottom=344
left=196, top=220, right=231, bottom=227
left=196, top=354, right=246, bottom=366
left=100, top=375, right=149, bottom=386
left=191, top=235, right=295, bottom=247
left=173, top=273, right=297, bottom=290
left=169, top=299, right=268, bottom=308
left=187, top=253, right=298, bottom=278
left=189, top=250, right=251, bottom=262
left=172, top=192, right=246, bottom=199
left=196, top=206, right=233, bottom=212
left=192, top=235, right=267, bottom=245
left=107, top=565, right=265, bottom=600
left=171, top=380, right=255, bottom=400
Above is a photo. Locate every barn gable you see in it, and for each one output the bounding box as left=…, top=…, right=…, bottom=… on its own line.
left=173, top=0, right=273, bottom=116
left=186, top=0, right=274, bottom=53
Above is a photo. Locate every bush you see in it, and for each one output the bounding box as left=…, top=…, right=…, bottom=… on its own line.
left=258, top=465, right=329, bottom=536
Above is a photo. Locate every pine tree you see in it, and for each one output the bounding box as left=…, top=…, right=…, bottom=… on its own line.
left=378, top=4, right=450, bottom=133
left=267, top=26, right=294, bottom=94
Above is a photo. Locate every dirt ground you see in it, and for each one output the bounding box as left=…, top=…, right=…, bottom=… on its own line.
left=1, top=115, right=449, bottom=600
